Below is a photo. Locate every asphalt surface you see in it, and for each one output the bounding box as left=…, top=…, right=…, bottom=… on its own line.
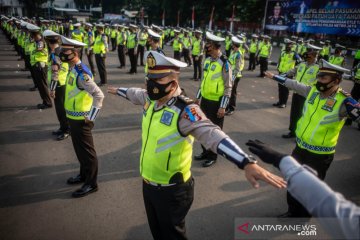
left=0, top=31, right=359, bottom=240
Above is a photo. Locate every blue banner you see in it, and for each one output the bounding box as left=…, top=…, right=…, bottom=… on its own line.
left=265, top=0, right=360, bottom=36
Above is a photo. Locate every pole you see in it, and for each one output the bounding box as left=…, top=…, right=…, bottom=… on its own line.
left=262, top=0, right=269, bottom=32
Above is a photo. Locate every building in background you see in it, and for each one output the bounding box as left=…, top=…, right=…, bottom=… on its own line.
left=0, top=0, right=24, bottom=16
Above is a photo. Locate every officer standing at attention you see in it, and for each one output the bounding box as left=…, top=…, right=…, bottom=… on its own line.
left=137, top=26, right=148, bottom=66
left=107, top=50, right=286, bottom=240
left=116, top=25, right=127, bottom=69
left=71, top=23, right=84, bottom=59
left=191, top=29, right=204, bottom=81
left=248, top=34, right=258, bottom=71
left=84, top=23, right=96, bottom=75
left=226, top=36, right=243, bottom=115
left=28, top=23, right=52, bottom=109
left=110, top=24, right=118, bottom=51
left=257, top=35, right=272, bottom=78
left=43, top=30, right=70, bottom=141
left=181, top=30, right=192, bottom=67
left=273, top=39, right=301, bottom=108
left=194, top=32, right=232, bottom=167
left=93, top=23, right=108, bottom=86
left=329, top=44, right=346, bottom=67
left=265, top=59, right=360, bottom=218
left=126, top=24, right=139, bottom=74
left=59, top=36, right=104, bottom=198
left=282, top=44, right=320, bottom=138
left=168, top=29, right=182, bottom=60
left=147, top=29, right=164, bottom=54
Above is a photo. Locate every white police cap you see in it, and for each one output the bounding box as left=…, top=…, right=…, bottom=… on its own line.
left=284, top=38, right=295, bottom=44
left=43, top=30, right=60, bottom=38
left=231, top=36, right=243, bottom=45
left=73, top=23, right=81, bottom=27
left=144, top=50, right=187, bottom=79
left=147, top=29, right=161, bottom=39
left=306, top=43, right=322, bottom=51
left=60, top=35, right=87, bottom=48
left=251, top=34, right=258, bottom=38
left=96, top=23, right=105, bottom=28
left=335, top=44, right=346, bottom=49
left=26, top=23, right=40, bottom=32
left=129, top=24, right=138, bottom=29
left=206, top=31, right=225, bottom=42
left=84, top=22, right=93, bottom=27
left=319, top=59, right=350, bottom=75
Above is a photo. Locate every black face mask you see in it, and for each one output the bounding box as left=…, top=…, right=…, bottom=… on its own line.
left=59, top=50, right=76, bottom=62
left=316, top=80, right=334, bottom=92
left=48, top=39, right=58, bottom=44
left=146, top=79, right=174, bottom=100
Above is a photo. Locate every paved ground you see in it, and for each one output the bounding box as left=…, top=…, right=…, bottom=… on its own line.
left=0, top=31, right=359, bottom=240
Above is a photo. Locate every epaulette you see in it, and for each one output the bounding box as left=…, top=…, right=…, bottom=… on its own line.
left=177, top=95, right=194, bottom=105
left=75, top=63, right=92, bottom=81
left=220, top=54, right=230, bottom=72
left=340, top=89, right=351, bottom=97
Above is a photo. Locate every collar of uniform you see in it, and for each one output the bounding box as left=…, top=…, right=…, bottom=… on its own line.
left=154, top=87, right=181, bottom=110
left=69, top=60, right=82, bottom=71
left=210, top=51, right=222, bottom=61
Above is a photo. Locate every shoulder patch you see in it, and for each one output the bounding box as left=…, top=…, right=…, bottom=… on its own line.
left=220, top=55, right=229, bottom=72
left=183, top=106, right=202, bottom=122
left=177, top=95, right=194, bottom=105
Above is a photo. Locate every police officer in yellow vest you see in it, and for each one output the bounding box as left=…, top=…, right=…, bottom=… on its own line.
left=265, top=59, right=360, bottom=218
left=225, top=32, right=232, bottom=57
left=281, top=44, right=321, bottom=139
left=28, top=24, right=52, bottom=109
left=329, top=44, right=346, bottom=67
left=147, top=29, right=164, bottom=54
left=59, top=36, right=104, bottom=198
left=195, top=32, right=233, bottom=167
left=93, top=23, right=109, bottom=86
left=110, top=24, right=118, bottom=51
left=181, top=30, right=192, bottom=67
left=43, top=30, right=70, bottom=140
left=137, top=26, right=148, bottom=66
left=116, top=25, right=127, bottom=68
left=257, top=35, right=272, bottom=78
left=108, top=50, right=286, bottom=240
left=191, top=29, right=204, bottom=81
left=71, top=23, right=84, bottom=60
left=322, top=40, right=331, bottom=61
left=274, top=39, right=301, bottom=108
left=84, top=23, right=96, bottom=75
left=248, top=34, right=258, bottom=71
left=126, top=24, right=139, bottom=74
left=226, top=36, right=244, bottom=115
left=168, top=29, right=182, bottom=60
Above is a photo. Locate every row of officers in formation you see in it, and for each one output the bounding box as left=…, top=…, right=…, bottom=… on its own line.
left=2, top=15, right=360, bottom=240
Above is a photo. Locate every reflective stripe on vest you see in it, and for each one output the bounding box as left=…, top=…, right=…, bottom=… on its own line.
left=295, top=63, right=319, bottom=86
left=295, top=87, right=346, bottom=154
left=64, top=69, right=93, bottom=120
left=278, top=51, right=296, bottom=73
left=201, top=58, right=225, bottom=101
left=140, top=100, right=193, bottom=184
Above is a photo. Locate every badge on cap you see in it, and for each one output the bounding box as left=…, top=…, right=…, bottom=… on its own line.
left=147, top=53, right=156, bottom=68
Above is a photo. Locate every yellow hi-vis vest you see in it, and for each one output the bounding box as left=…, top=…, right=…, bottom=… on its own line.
left=126, top=33, right=137, bottom=49
left=278, top=51, right=296, bottom=73
left=182, top=37, right=191, bottom=48
left=71, top=30, right=84, bottom=42
left=84, top=31, right=94, bottom=49
left=259, top=43, right=271, bottom=57
left=111, top=29, right=117, bottom=38
left=249, top=41, right=257, bottom=53
left=192, top=39, right=201, bottom=56
left=173, top=39, right=182, bottom=51
left=201, top=57, right=226, bottom=101
left=140, top=98, right=193, bottom=184
left=229, top=49, right=242, bottom=78
left=355, top=49, right=360, bottom=59
left=295, top=63, right=319, bottom=86
left=64, top=64, right=93, bottom=120
left=329, top=55, right=344, bottom=66
left=30, top=40, right=48, bottom=66
left=295, top=87, right=347, bottom=154
left=239, top=46, right=245, bottom=71
left=117, top=31, right=126, bottom=45
left=93, top=34, right=107, bottom=54
left=47, top=53, right=69, bottom=86
left=225, top=37, right=232, bottom=51
left=138, top=32, right=148, bottom=46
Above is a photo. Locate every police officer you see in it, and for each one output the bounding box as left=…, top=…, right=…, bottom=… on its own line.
left=226, top=36, right=243, bottom=115
left=116, top=25, right=127, bottom=69
left=181, top=30, right=192, bottom=67
left=59, top=36, right=104, bottom=198
left=93, top=23, right=108, bottom=86
left=108, top=50, right=286, bottom=240
left=126, top=24, right=139, bottom=74
left=225, top=31, right=232, bottom=57
left=195, top=32, right=232, bottom=167
left=43, top=30, right=70, bottom=140
left=282, top=44, right=321, bottom=138
left=84, top=23, right=96, bottom=75
left=273, top=39, right=301, bottom=108
left=147, top=29, right=164, bottom=54
left=321, top=40, right=331, bottom=61
left=71, top=23, right=84, bottom=60
left=137, top=26, right=148, bottom=66
left=168, top=29, right=182, bottom=60
left=110, top=24, right=118, bottom=51
left=329, top=44, right=346, bottom=67
left=28, top=24, right=52, bottom=109
left=257, top=35, right=272, bottom=78
left=191, top=29, right=204, bottom=81
left=265, top=59, right=360, bottom=218
left=248, top=34, right=258, bottom=71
